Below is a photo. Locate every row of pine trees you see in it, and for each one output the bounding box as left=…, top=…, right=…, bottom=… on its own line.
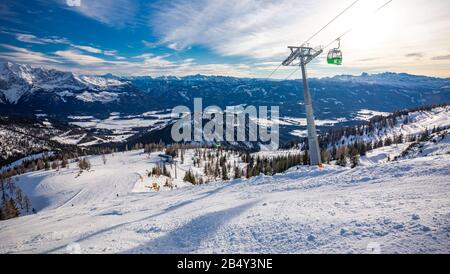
left=0, top=176, right=33, bottom=220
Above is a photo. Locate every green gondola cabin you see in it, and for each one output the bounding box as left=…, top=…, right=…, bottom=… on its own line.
left=327, top=49, right=342, bottom=65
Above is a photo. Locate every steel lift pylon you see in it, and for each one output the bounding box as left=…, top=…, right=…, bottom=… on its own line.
left=282, top=46, right=323, bottom=165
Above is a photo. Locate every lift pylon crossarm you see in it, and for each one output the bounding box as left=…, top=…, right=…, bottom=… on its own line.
left=282, top=46, right=323, bottom=66
left=282, top=47, right=300, bottom=66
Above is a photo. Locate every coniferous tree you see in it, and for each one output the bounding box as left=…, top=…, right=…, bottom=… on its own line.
left=419, top=130, right=430, bottom=142
left=24, top=195, right=31, bottom=213
left=349, top=148, right=360, bottom=168
left=51, top=160, right=60, bottom=170
left=234, top=166, right=241, bottom=179
left=302, top=150, right=309, bottom=165
left=204, top=163, right=209, bottom=176
left=384, top=137, right=393, bottom=146
left=321, top=149, right=331, bottom=164
left=183, top=170, right=196, bottom=185
left=1, top=198, right=19, bottom=220
left=15, top=188, right=23, bottom=209
left=6, top=178, right=15, bottom=197
left=31, top=161, right=37, bottom=171
left=336, top=154, right=347, bottom=167
left=78, top=158, right=91, bottom=171
left=37, top=159, right=45, bottom=170
left=366, top=142, right=373, bottom=152
left=245, top=165, right=251, bottom=178
left=44, top=160, right=50, bottom=170
left=214, top=161, right=220, bottom=178
left=331, top=146, right=338, bottom=160
left=61, top=157, right=68, bottom=168
left=222, top=165, right=229, bottom=180
left=359, top=142, right=367, bottom=156
left=0, top=178, right=6, bottom=202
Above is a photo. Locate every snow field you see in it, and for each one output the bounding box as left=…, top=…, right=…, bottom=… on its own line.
left=0, top=150, right=449, bottom=253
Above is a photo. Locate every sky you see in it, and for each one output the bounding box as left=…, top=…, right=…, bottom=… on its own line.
left=0, top=0, right=449, bottom=78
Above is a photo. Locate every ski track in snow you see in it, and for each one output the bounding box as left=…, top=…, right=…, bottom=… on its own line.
left=0, top=148, right=449, bottom=254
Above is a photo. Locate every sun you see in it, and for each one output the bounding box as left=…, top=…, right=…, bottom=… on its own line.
left=328, top=0, right=401, bottom=64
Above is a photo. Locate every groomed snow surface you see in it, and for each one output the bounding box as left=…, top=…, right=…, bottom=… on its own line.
left=1, top=148, right=449, bottom=254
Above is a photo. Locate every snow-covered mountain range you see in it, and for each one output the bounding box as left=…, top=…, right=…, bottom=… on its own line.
left=1, top=61, right=449, bottom=146
left=0, top=62, right=129, bottom=104
left=1, top=62, right=449, bottom=118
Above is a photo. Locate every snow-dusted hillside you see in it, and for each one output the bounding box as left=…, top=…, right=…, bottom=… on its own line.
left=398, top=128, right=450, bottom=160
left=0, top=115, right=110, bottom=163
left=0, top=146, right=449, bottom=253
left=0, top=112, right=173, bottom=165
left=330, top=106, right=450, bottom=148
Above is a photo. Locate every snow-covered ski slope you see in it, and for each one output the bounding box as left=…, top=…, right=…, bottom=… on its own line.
left=1, top=149, right=449, bottom=253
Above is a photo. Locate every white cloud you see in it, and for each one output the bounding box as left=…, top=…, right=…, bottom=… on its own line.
left=0, top=44, right=62, bottom=64
left=69, top=44, right=122, bottom=58
left=8, top=30, right=126, bottom=61
left=1, top=30, right=72, bottom=45
left=104, top=50, right=118, bottom=56
left=72, top=45, right=103, bottom=54
left=54, top=50, right=105, bottom=65
left=150, top=0, right=346, bottom=59
left=59, top=0, right=141, bottom=28
left=15, top=34, right=45, bottom=44
left=15, top=33, right=70, bottom=44
left=132, top=53, right=155, bottom=59
left=0, top=43, right=250, bottom=77
left=141, top=40, right=158, bottom=48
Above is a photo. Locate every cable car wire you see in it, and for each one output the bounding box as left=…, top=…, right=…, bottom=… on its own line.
left=266, top=63, right=283, bottom=79
left=285, top=0, right=394, bottom=80
left=324, top=0, right=393, bottom=50
left=285, top=67, right=300, bottom=80
left=265, top=0, right=361, bottom=80
left=300, top=0, right=360, bottom=47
